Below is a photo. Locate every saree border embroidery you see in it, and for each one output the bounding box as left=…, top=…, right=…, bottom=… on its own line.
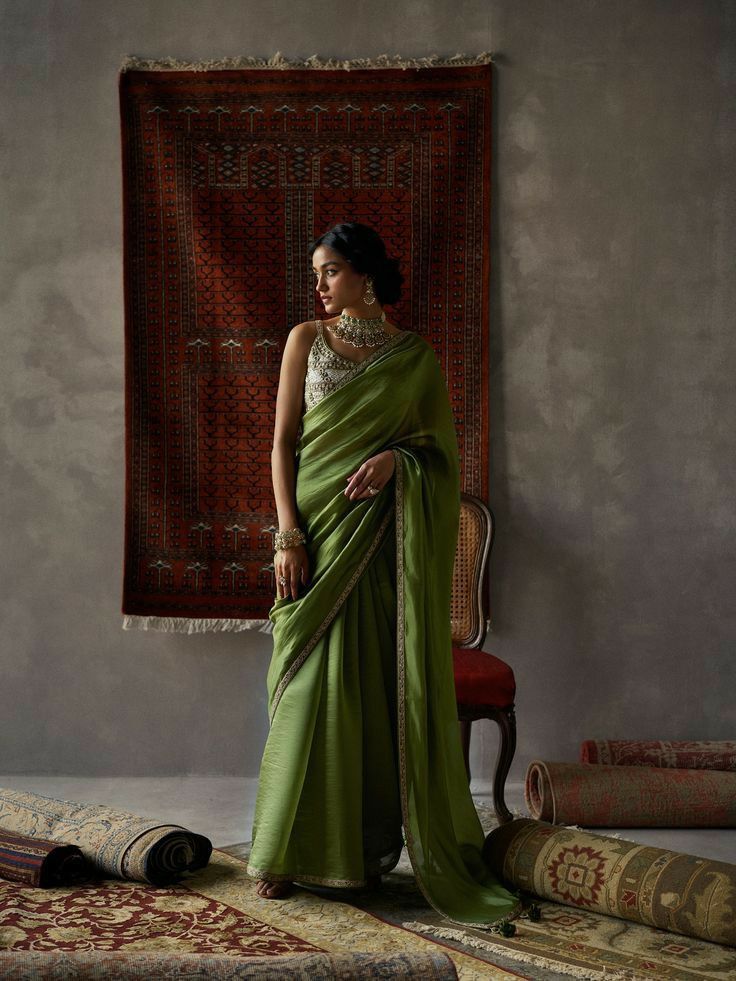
left=302, top=327, right=411, bottom=419
left=392, top=449, right=523, bottom=932
left=245, top=862, right=368, bottom=889
left=392, top=449, right=437, bottom=915
left=268, top=503, right=396, bottom=725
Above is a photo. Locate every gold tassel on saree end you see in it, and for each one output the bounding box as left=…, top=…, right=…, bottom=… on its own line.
left=121, top=615, right=274, bottom=634
left=119, top=51, right=495, bottom=73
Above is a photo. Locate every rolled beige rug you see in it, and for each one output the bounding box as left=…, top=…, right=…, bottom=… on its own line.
left=525, top=759, right=736, bottom=826
left=484, top=818, right=736, bottom=947
left=0, top=787, right=211, bottom=885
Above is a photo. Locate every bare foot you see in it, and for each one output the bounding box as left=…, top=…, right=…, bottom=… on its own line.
left=256, top=879, right=293, bottom=899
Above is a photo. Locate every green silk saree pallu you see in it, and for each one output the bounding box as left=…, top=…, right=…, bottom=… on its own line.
left=247, top=331, right=520, bottom=929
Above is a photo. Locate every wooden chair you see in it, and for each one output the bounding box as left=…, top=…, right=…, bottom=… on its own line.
left=451, top=493, right=516, bottom=825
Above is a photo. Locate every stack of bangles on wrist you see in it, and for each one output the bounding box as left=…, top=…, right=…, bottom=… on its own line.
left=275, top=528, right=306, bottom=590
left=274, top=528, right=306, bottom=551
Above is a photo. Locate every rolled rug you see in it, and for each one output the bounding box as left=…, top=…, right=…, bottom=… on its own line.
left=525, top=760, right=736, bottom=827
left=0, top=788, right=211, bottom=885
left=0, top=950, right=459, bottom=980
left=0, top=827, right=91, bottom=888
left=580, top=739, right=736, bottom=770
left=483, top=817, right=736, bottom=947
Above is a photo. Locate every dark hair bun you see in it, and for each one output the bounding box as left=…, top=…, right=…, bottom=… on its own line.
left=308, top=222, right=405, bottom=306
left=374, top=255, right=404, bottom=306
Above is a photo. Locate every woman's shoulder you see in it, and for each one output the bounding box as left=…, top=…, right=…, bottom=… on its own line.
left=290, top=319, right=320, bottom=340
left=279, top=321, right=319, bottom=374
left=402, top=334, right=446, bottom=375
left=398, top=330, right=433, bottom=356
left=285, top=319, right=320, bottom=354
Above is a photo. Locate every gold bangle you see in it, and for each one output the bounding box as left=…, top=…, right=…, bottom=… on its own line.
left=274, top=528, right=306, bottom=551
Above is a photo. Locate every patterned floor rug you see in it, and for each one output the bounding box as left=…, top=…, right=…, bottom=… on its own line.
left=222, top=803, right=736, bottom=981
left=0, top=847, right=513, bottom=980
left=3, top=806, right=735, bottom=980
left=224, top=849, right=736, bottom=980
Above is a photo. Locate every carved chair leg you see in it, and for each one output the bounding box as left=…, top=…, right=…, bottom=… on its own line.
left=488, top=706, right=516, bottom=825
left=459, top=719, right=472, bottom=783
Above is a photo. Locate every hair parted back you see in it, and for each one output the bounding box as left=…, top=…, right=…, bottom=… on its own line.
left=308, top=222, right=404, bottom=306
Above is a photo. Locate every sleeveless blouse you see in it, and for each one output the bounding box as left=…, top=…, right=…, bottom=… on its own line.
left=303, top=320, right=404, bottom=412
left=303, top=321, right=354, bottom=412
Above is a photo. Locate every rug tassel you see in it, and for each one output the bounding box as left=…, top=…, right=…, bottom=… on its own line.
left=119, top=51, right=495, bottom=73
left=402, top=922, right=628, bottom=981
left=122, top=615, right=273, bottom=634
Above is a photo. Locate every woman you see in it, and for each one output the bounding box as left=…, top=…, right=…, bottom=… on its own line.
left=246, top=222, right=519, bottom=929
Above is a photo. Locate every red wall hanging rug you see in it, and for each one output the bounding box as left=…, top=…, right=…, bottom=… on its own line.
left=119, top=52, right=493, bottom=632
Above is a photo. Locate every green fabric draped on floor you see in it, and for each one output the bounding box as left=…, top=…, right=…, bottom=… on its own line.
left=247, top=330, right=520, bottom=929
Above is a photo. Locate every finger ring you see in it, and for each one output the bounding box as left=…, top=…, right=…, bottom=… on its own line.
left=367, top=484, right=380, bottom=495
left=278, top=576, right=287, bottom=586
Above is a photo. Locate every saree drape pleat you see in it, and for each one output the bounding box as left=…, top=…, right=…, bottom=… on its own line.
left=247, top=332, right=520, bottom=928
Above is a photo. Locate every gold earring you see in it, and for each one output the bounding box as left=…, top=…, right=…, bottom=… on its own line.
left=363, top=277, right=376, bottom=305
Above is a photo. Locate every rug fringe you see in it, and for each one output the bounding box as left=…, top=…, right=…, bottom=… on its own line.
left=402, top=922, right=630, bottom=981
left=119, top=51, right=495, bottom=73
left=122, top=614, right=274, bottom=634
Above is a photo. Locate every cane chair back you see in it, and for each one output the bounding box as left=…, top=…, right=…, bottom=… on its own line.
left=451, top=495, right=493, bottom=647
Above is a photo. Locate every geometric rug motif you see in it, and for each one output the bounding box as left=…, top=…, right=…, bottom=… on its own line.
left=119, top=56, right=492, bottom=622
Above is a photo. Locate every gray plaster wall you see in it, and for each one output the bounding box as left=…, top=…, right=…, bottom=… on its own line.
left=1, top=0, right=734, bottom=783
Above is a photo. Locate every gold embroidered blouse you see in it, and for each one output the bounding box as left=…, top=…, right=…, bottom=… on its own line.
left=303, top=320, right=356, bottom=412
left=302, top=320, right=409, bottom=413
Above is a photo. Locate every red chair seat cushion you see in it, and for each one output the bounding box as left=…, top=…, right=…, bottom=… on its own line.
left=452, top=647, right=515, bottom=708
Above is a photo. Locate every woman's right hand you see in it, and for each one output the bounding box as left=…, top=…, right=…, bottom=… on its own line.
left=275, top=544, right=309, bottom=600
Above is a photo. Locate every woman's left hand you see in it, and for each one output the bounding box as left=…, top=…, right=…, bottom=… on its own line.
left=345, top=450, right=395, bottom=501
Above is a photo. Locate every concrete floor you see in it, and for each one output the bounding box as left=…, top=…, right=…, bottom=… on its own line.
left=0, top=775, right=733, bottom=863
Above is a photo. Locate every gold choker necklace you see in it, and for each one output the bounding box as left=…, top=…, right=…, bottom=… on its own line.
left=327, top=310, right=391, bottom=347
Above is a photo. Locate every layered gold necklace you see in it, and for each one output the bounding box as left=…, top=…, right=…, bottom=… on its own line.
left=327, top=310, right=391, bottom=347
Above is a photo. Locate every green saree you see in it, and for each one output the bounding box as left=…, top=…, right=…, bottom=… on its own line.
left=247, top=330, right=520, bottom=929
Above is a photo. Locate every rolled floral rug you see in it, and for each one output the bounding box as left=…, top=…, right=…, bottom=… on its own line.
left=580, top=739, right=736, bottom=770
left=525, top=760, right=736, bottom=827
left=483, top=818, right=736, bottom=947
left=0, top=788, right=211, bottom=885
